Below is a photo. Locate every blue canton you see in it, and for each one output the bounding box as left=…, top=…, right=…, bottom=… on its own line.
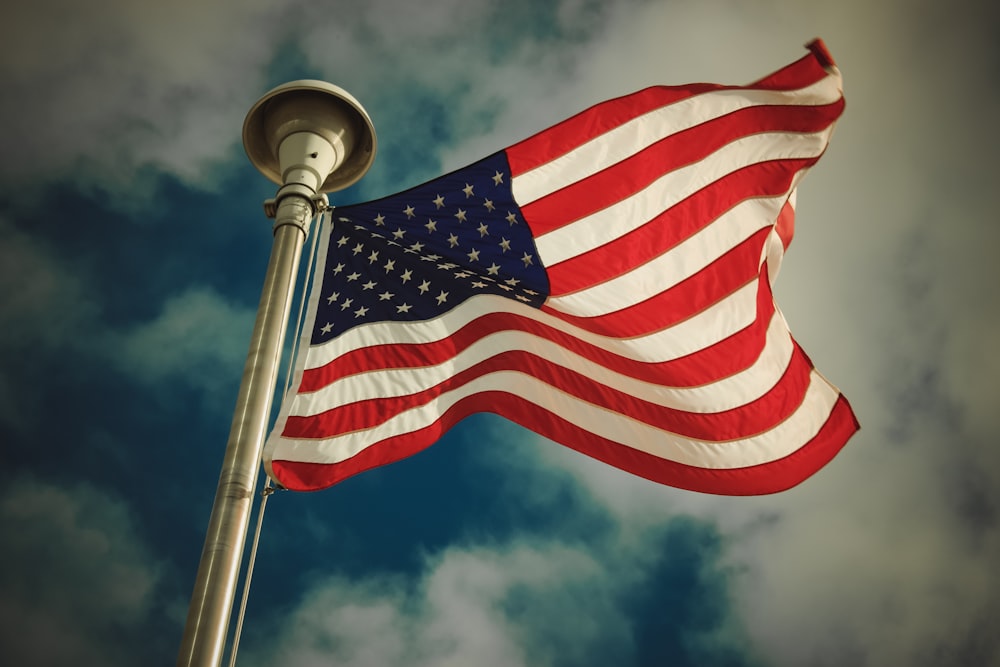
left=311, top=152, right=550, bottom=343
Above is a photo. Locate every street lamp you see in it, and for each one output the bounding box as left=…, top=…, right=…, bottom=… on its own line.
left=177, top=80, right=376, bottom=667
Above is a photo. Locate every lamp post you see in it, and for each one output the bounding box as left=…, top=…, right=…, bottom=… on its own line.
left=176, top=81, right=376, bottom=667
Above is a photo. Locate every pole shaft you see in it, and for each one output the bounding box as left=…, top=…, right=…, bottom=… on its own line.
left=177, top=198, right=313, bottom=667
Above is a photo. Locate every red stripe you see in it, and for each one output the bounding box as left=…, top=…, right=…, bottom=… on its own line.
left=506, top=49, right=833, bottom=175
left=272, top=392, right=857, bottom=495
left=543, top=158, right=817, bottom=296
left=751, top=42, right=834, bottom=89
left=775, top=199, right=795, bottom=249
left=300, top=266, right=777, bottom=396
left=519, top=100, right=843, bottom=239
left=283, top=336, right=814, bottom=443
left=543, top=227, right=770, bottom=337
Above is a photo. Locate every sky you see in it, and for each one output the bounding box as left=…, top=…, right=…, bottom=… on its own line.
left=1, top=0, right=998, bottom=665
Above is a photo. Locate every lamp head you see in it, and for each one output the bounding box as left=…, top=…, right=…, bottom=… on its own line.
left=242, top=80, right=376, bottom=193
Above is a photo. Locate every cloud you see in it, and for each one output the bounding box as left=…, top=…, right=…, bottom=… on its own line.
left=0, top=213, right=254, bottom=417
left=0, top=0, right=282, bottom=196
left=113, top=286, right=256, bottom=400
left=0, top=217, right=100, bottom=351
left=0, top=477, right=168, bottom=667
left=0, top=0, right=635, bottom=201
left=0, top=216, right=101, bottom=431
left=245, top=525, right=754, bottom=667
left=245, top=543, right=595, bottom=667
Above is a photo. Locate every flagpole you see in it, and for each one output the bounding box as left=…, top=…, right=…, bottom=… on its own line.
left=177, top=81, right=376, bottom=667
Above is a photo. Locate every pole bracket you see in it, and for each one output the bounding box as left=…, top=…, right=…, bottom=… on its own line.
left=263, top=188, right=330, bottom=219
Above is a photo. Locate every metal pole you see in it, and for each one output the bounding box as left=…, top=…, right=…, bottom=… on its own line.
left=176, top=193, right=315, bottom=667
left=177, top=78, right=375, bottom=667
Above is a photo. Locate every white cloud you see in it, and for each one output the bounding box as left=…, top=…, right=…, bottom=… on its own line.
left=0, top=214, right=255, bottom=423
left=247, top=540, right=640, bottom=667
left=114, top=286, right=256, bottom=399
left=0, top=0, right=282, bottom=195
left=0, top=477, right=166, bottom=667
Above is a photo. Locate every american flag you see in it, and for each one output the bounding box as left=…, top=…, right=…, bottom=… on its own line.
left=264, top=39, right=858, bottom=495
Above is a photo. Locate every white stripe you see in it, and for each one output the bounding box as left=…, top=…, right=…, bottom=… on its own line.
left=546, top=193, right=786, bottom=317
left=269, top=369, right=839, bottom=470
left=532, top=129, right=834, bottom=267
left=511, top=75, right=842, bottom=206
left=289, top=310, right=794, bottom=419
left=299, top=280, right=760, bottom=371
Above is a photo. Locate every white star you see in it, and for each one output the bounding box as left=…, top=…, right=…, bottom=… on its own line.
left=462, top=183, right=474, bottom=198
left=354, top=306, right=369, bottom=318
left=326, top=291, right=340, bottom=304
left=521, top=252, right=534, bottom=266
left=425, top=219, right=437, bottom=233
left=337, top=236, right=349, bottom=247
left=392, top=228, right=406, bottom=240
left=524, top=289, right=538, bottom=295
left=352, top=243, right=364, bottom=255
left=374, top=213, right=385, bottom=226
left=340, top=298, right=354, bottom=310
left=477, top=222, right=489, bottom=237
left=435, top=290, right=449, bottom=305
left=515, top=294, right=531, bottom=302
left=403, top=205, right=415, bottom=219
left=362, top=280, right=377, bottom=290
left=332, top=262, right=345, bottom=274
left=454, top=209, right=467, bottom=222
left=396, top=302, right=413, bottom=313
left=346, top=272, right=361, bottom=281
left=320, top=322, right=333, bottom=334
left=437, top=262, right=458, bottom=270
left=368, top=250, right=379, bottom=263
left=498, top=283, right=513, bottom=292
left=467, top=248, right=481, bottom=262
left=506, top=211, right=518, bottom=225
left=471, top=280, right=488, bottom=288
left=504, top=277, right=520, bottom=286
left=409, top=241, right=425, bottom=253
left=384, top=259, right=396, bottom=272
left=498, top=238, right=511, bottom=253
left=447, top=233, right=460, bottom=248
left=486, top=263, right=501, bottom=276
left=400, top=269, right=413, bottom=283
left=433, top=194, right=445, bottom=209
left=417, top=280, right=431, bottom=294
left=492, top=171, right=504, bottom=185
left=483, top=199, right=495, bottom=211
left=378, top=291, right=394, bottom=301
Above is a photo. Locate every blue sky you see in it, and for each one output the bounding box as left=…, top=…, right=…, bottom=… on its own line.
left=1, top=1, right=998, bottom=665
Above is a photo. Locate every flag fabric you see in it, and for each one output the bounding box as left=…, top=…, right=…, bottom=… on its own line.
left=263, top=39, right=858, bottom=496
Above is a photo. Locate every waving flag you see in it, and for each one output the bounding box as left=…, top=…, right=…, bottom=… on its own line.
left=264, top=39, right=858, bottom=495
